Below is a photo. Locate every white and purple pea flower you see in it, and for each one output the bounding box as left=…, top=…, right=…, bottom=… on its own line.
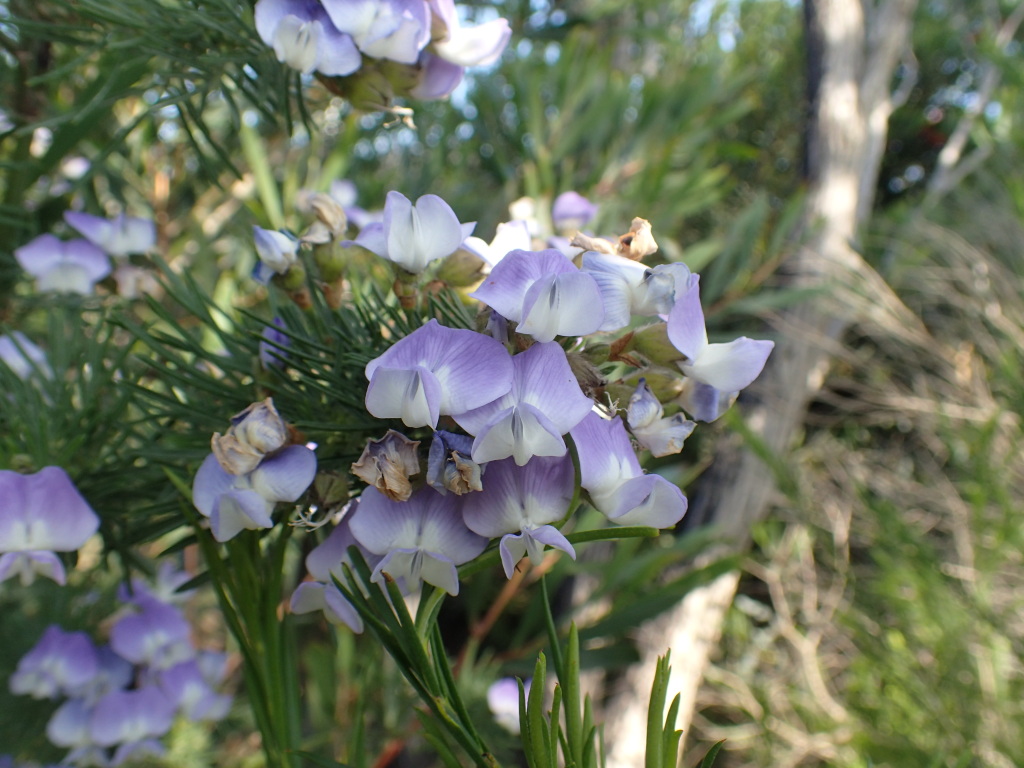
left=581, top=251, right=692, bottom=333
left=0, top=331, right=52, bottom=380
left=364, top=319, right=513, bottom=429
left=471, top=248, right=605, bottom=343
left=255, top=0, right=362, bottom=76
left=349, top=485, right=487, bottom=596
left=452, top=341, right=593, bottom=466
left=8, top=625, right=99, bottom=700
left=462, top=455, right=576, bottom=579
left=570, top=411, right=688, bottom=529
left=666, top=274, right=774, bottom=396
left=192, top=399, right=317, bottom=541
left=63, top=211, right=156, bottom=259
left=626, top=378, right=696, bottom=458
left=0, top=466, right=100, bottom=586
left=353, top=191, right=473, bottom=274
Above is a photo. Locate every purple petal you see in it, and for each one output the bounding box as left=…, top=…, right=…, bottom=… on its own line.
left=384, top=192, right=465, bottom=272
left=365, top=365, right=443, bottom=428
left=594, top=474, right=687, bottom=528
left=462, top=455, right=573, bottom=536
left=210, top=489, right=274, bottom=541
left=552, top=192, right=598, bottom=229
left=109, top=600, right=192, bottom=668
left=677, top=379, right=735, bottom=422
left=680, top=337, right=775, bottom=393
left=665, top=274, right=707, bottom=360
left=0, top=551, right=67, bottom=585
left=469, top=403, right=566, bottom=465
left=160, top=660, right=232, bottom=721
left=191, top=454, right=236, bottom=518
left=411, top=52, right=465, bottom=100
left=64, top=211, right=155, bottom=257
left=352, top=220, right=388, bottom=258
left=250, top=444, right=317, bottom=502
left=47, top=698, right=93, bottom=748
left=9, top=625, right=98, bottom=699
left=518, top=270, right=605, bottom=342
left=569, top=412, right=641, bottom=498
left=470, top=248, right=577, bottom=323
left=434, top=17, right=510, bottom=67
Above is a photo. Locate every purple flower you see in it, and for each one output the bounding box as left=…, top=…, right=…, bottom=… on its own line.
left=666, top=275, right=774, bottom=393
left=0, top=467, right=100, bottom=586
left=192, top=444, right=317, bottom=541
left=255, top=0, right=361, bottom=75
left=159, top=660, right=232, bottom=721
left=488, top=677, right=528, bottom=734
left=63, top=211, right=155, bottom=258
left=676, top=378, right=736, bottom=422
left=9, top=626, right=99, bottom=700
left=462, top=456, right=575, bottom=578
left=349, top=486, right=487, bottom=596
left=353, top=191, right=472, bottom=273
left=109, top=598, right=193, bottom=670
left=364, top=319, right=513, bottom=429
left=569, top=412, right=687, bottom=528
left=259, top=318, right=291, bottom=370
left=453, top=342, right=593, bottom=466
left=89, top=687, right=176, bottom=748
left=551, top=192, right=598, bottom=231
left=290, top=509, right=371, bottom=631
left=0, top=332, right=52, bottom=380
left=462, top=219, right=532, bottom=270
left=410, top=51, right=466, bottom=99
left=470, top=249, right=605, bottom=342
left=323, top=0, right=431, bottom=64
left=253, top=226, right=300, bottom=278
left=14, top=234, right=110, bottom=294
left=46, top=697, right=95, bottom=749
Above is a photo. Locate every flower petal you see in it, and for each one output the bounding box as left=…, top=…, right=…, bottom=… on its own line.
left=680, top=337, right=775, bottom=392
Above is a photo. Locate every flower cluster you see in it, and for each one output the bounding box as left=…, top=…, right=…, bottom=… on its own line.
left=277, top=188, right=774, bottom=615
left=254, top=0, right=511, bottom=101
left=8, top=566, right=231, bottom=766
left=13, top=212, right=155, bottom=297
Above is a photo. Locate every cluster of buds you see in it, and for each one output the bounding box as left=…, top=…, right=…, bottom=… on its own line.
left=254, top=0, right=511, bottom=108
left=271, top=188, right=775, bottom=625
left=8, top=565, right=231, bottom=765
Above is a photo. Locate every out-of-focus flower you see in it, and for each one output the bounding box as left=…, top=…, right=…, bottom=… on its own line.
left=9, top=626, right=99, bottom=699
left=426, top=430, right=482, bottom=495
left=324, top=0, right=431, bottom=64
left=0, top=332, right=52, bottom=380
left=253, top=226, right=300, bottom=280
left=462, top=455, right=575, bottom=578
left=14, top=234, right=110, bottom=295
left=626, top=379, right=696, bottom=457
left=258, top=317, right=292, bottom=370
left=453, top=342, right=593, bottom=466
left=488, top=677, right=528, bottom=734
left=109, top=598, right=193, bottom=670
left=112, top=263, right=160, bottom=299
left=410, top=51, right=466, bottom=99
left=666, top=275, right=774, bottom=393
left=351, top=429, right=421, bottom=501
left=159, top=660, right=233, bottom=722
left=349, top=486, right=486, bottom=596
left=0, top=466, right=100, bottom=586
left=89, top=687, right=176, bottom=751
left=364, top=319, right=513, bottom=429
left=470, top=249, right=605, bottom=342
left=462, top=219, right=531, bottom=270
left=63, top=212, right=155, bottom=258
left=551, top=191, right=598, bottom=232
left=570, top=411, right=687, bottom=528
left=676, top=377, right=736, bottom=422
left=427, top=0, right=510, bottom=67
left=192, top=444, right=317, bottom=541
left=254, top=0, right=361, bottom=75
left=353, top=191, right=472, bottom=273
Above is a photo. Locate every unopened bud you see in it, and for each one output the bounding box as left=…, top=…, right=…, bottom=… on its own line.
left=212, top=398, right=289, bottom=475
left=629, top=323, right=684, bottom=366
left=617, top=218, right=658, bottom=261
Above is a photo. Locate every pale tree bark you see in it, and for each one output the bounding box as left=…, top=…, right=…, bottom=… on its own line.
left=604, top=1, right=918, bottom=764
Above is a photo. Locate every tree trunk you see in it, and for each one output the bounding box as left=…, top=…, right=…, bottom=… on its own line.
left=603, top=1, right=918, bottom=764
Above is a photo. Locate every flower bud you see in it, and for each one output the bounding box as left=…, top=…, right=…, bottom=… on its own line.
left=351, top=430, right=421, bottom=502
left=434, top=248, right=488, bottom=287
left=427, top=431, right=483, bottom=496
left=308, top=193, right=347, bottom=237
left=629, top=323, right=684, bottom=367
left=211, top=398, right=289, bottom=475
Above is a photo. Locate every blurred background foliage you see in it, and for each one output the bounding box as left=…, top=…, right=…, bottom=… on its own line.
left=1, top=0, right=1023, bottom=765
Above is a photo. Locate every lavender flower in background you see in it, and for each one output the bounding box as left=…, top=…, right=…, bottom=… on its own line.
left=349, top=485, right=486, bottom=596
left=89, top=687, right=176, bottom=757
left=254, top=0, right=361, bottom=75
left=667, top=274, right=774, bottom=393
left=570, top=411, right=688, bottom=528
left=462, top=219, right=532, bottom=270
left=63, top=211, right=156, bottom=258
left=8, top=626, right=99, bottom=700
left=551, top=191, right=598, bottom=232
left=488, top=677, right=529, bottom=734
left=159, top=659, right=233, bottom=722
left=363, top=319, right=513, bottom=429
left=353, top=191, right=472, bottom=273
left=259, top=317, right=292, bottom=371
left=470, top=249, right=605, bottom=342
left=462, top=455, right=575, bottom=578
left=109, top=597, right=193, bottom=671
left=13, top=234, right=110, bottom=295
left=0, top=466, right=100, bottom=586
left=0, top=332, right=52, bottom=380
